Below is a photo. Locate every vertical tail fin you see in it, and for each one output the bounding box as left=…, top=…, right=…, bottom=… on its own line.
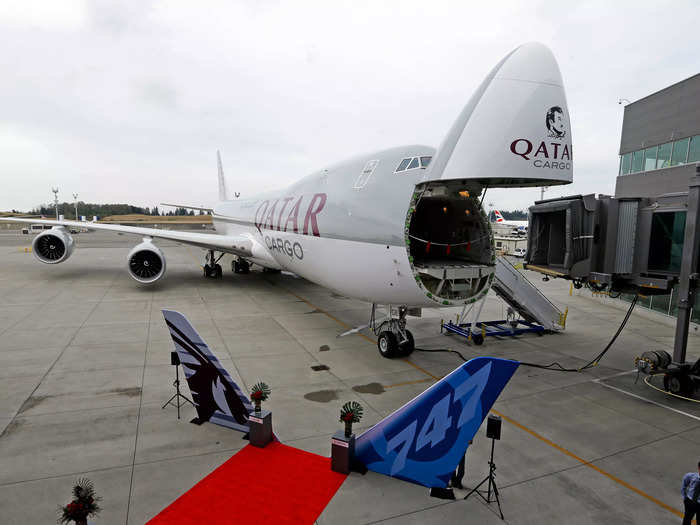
left=355, top=356, right=518, bottom=488
left=162, top=309, right=253, bottom=432
left=217, top=150, right=228, bottom=201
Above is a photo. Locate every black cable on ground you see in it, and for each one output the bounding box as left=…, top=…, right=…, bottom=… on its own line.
left=418, top=294, right=639, bottom=373
left=519, top=294, right=638, bottom=372
left=414, top=347, right=468, bottom=362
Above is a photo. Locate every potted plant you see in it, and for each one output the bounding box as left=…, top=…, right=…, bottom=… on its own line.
left=58, top=477, right=101, bottom=525
left=340, top=401, right=363, bottom=437
left=250, top=382, right=271, bottom=413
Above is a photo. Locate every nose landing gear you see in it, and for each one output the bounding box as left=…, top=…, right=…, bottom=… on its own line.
left=374, top=305, right=415, bottom=358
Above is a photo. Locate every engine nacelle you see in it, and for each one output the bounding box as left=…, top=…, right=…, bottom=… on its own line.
left=127, top=239, right=166, bottom=284
left=32, top=227, right=74, bottom=264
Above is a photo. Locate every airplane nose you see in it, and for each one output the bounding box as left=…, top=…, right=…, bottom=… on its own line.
left=421, top=42, right=572, bottom=189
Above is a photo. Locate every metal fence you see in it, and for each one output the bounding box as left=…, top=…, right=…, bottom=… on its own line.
left=619, top=285, right=700, bottom=323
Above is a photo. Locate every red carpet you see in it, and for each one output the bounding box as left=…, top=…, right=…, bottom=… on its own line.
left=147, top=442, right=348, bottom=524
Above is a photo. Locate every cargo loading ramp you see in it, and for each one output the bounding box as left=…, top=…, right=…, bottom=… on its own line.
left=491, top=256, right=567, bottom=332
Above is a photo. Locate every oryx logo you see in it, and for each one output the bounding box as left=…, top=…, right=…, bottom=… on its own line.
left=545, top=106, right=566, bottom=139
left=162, top=310, right=254, bottom=432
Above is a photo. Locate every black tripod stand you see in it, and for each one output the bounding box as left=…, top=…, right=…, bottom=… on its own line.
left=162, top=352, right=194, bottom=419
left=464, top=414, right=504, bottom=520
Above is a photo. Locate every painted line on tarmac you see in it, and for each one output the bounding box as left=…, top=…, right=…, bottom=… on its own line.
left=384, top=378, right=433, bottom=389
left=491, top=408, right=685, bottom=519
left=276, top=285, right=441, bottom=381
left=185, top=246, right=204, bottom=269
left=593, top=369, right=637, bottom=381
left=592, top=378, right=700, bottom=422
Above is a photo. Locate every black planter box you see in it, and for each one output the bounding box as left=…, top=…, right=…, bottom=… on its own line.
left=248, top=410, right=272, bottom=448
left=331, top=430, right=355, bottom=474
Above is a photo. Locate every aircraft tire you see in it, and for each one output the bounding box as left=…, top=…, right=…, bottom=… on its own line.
left=203, top=264, right=212, bottom=278
left=233, top=260, right=240, bottom=273
left=215, top=264, right=223, bottom=278
left=240, top=260, right=250, bottom=274
left=472, top=333, right=484, bottom=346
left=377, top=331, right=398, bottom=358
left=399, top=330, right=415, bottom=356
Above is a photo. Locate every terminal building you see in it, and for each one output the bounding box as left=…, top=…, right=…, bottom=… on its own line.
left=614, top=73, right=700, bottom=319
left=616, top=73, right=700, bottom=198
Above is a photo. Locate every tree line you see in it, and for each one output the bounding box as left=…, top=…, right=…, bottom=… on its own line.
left=28, top=202, right=211, bottom=219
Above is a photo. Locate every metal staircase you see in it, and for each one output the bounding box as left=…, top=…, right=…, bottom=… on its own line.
left=492, top=256, right=567, bottom=331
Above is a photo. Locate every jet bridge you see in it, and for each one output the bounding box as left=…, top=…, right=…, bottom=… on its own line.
left=491, top=256, right=567, bottom=332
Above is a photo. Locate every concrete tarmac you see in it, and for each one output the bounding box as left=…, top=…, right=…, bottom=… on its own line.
left=1, top=231, right=699, bottom=524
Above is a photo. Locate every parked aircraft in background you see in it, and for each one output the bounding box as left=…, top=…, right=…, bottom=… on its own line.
left=0, top=42, right=572, bottom=358
left=493, top=210, right=528, bottom=234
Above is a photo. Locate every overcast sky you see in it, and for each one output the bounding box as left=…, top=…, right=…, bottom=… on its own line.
left=1, top=1, right=699, bottom=212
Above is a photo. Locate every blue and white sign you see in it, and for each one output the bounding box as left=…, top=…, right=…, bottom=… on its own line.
left=355, top=357, right=518, bottom=488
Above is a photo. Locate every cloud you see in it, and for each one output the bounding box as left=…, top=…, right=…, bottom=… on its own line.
left=0, top=1, right=699, bottom=212
left=0, top=1, right=87, bottom=30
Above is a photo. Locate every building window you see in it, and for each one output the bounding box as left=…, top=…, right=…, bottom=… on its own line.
left=620, top=153, right=632, bottom=175
left=631, top=150, right=644, bottom=173
left=644, top=146, right=658, bottom=171
left=670, top=137, right=690, bottom=166
left=657, top=142, right=672, bottom=169
left=648, top=211, right=686, bottom=274
left=688, top=135, right=700, bottom=163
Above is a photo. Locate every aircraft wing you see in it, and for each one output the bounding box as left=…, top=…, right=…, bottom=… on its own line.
left=160, top=203, right=214, bottom=213
left=0, top=217, right=255, bottom=256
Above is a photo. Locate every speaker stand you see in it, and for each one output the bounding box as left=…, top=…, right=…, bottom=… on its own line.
left=464, top=438, right=504, bottom=520
left=162, top=364, right=194, bottom=420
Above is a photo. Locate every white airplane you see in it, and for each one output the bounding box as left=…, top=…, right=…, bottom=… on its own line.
left=493, top=209, right=528, bottom=234
left=1, top=42, right=572, bottom=358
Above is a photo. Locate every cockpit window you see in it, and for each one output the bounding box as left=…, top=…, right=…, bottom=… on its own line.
left=396, top=155, right=432, bottom=173
left=396, top=158, right=411, bottom=172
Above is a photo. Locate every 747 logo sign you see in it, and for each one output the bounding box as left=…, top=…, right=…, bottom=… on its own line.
left=355, top=357, right=518, bottom=488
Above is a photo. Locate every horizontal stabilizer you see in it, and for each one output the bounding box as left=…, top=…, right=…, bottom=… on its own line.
left=355, top=356, right=518, bottom=488
left=162, top=309, right=253, bottom=432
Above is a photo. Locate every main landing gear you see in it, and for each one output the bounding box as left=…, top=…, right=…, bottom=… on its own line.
left=373, top=305, right=415, bottom=359
left=203, top=250, right=223, bottom=279
left=232, top=257, right=250, bottom=274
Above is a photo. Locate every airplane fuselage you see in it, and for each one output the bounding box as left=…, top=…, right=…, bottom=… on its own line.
left=213, top=145, right=495, bottom=307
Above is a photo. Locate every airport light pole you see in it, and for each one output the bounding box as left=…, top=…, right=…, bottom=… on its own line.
left=73, top=193, right=79, bottom=221
left=52, top=187, right=59, bottom=220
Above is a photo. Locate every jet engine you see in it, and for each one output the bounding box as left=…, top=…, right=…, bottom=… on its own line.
left=127, top=239, right=166, bottom=284
left=32, top=227, right=75, bottom=264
